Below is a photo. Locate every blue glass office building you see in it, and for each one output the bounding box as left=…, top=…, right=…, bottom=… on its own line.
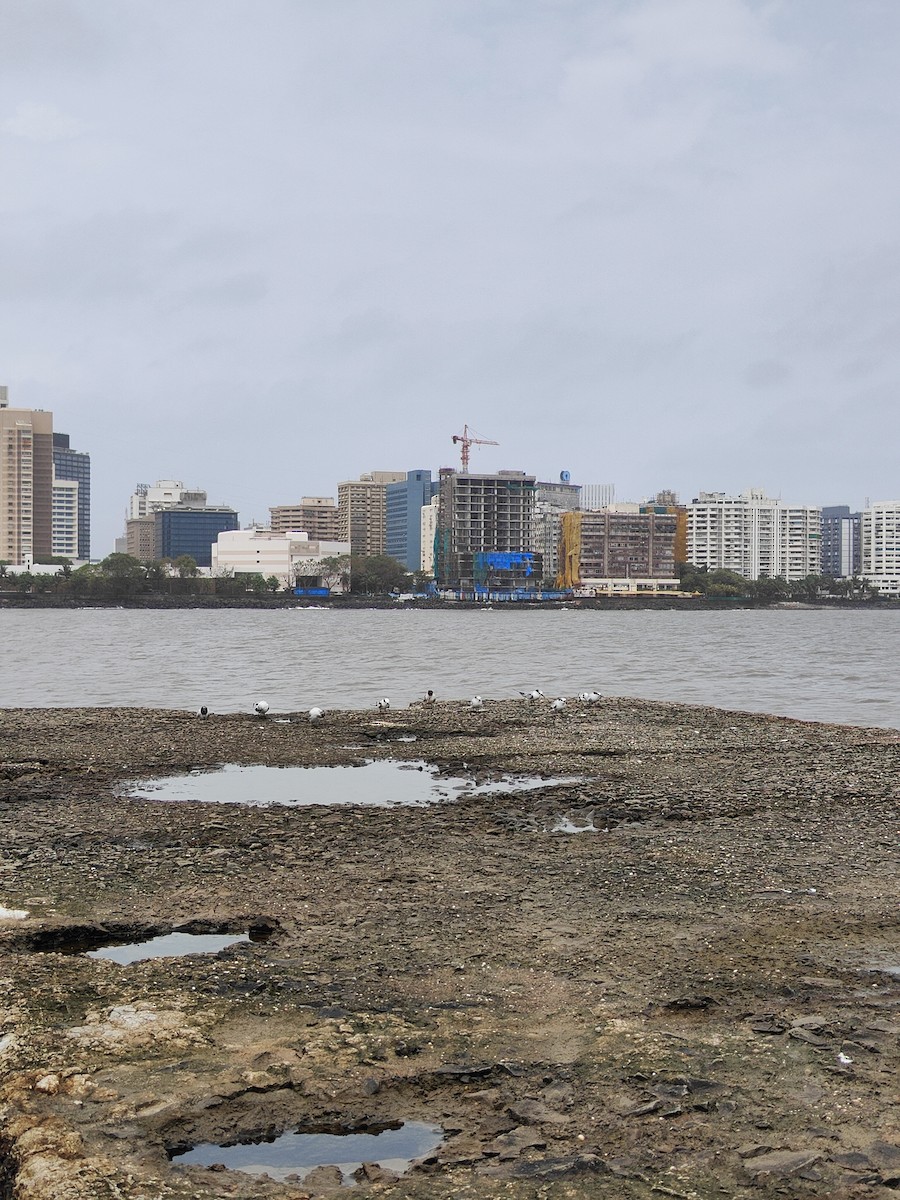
left=157, top=506, right=239, bottom=567
left=385, top=470, right=438, bottom=571
left=52, top=433, right=91, bottom=560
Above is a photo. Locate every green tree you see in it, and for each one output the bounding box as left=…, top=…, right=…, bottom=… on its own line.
left=144, top=559, right=170, bottom=591
left=349, top=554, right=412, bottom=596
left=705, top=569, right=750, bottom=597
left=70, top=563, right=99, bottom=598
left=98, top=553, right=147, bottom=600
left=306, top=555, right=351, bottom=592
left=173, top=554, right=200, bottom=579
left=749, top=575, right=791, bottom=603
left=235, top=572, right=268, bottom=594
left=265, top=575, right=281, bottom=593
left=789, top=574, right=826, bottom=602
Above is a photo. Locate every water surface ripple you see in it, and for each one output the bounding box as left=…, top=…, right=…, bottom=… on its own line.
left=2, top=607, right=897, bottom=729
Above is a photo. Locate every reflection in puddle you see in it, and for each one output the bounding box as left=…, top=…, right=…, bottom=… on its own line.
left=121, top=761, right=585, bottom=809
left=87, top=932, right=251, bottom=964
left=550, top=815, right=603, bottom=834
left=171, top=1120, right=444, bottom=1184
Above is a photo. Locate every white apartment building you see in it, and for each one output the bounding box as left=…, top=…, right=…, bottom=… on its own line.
left=211, top=528, right=351, bottom=591
left=688, top=490, right=821, bottom=581
left=51, top=476, right=79, bottom=559
left=861, top=501, right=900, bottom=596
left=420, top=495, right=438, bottom=575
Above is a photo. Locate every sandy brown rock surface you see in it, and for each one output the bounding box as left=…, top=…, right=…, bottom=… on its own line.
left=0, top=698, right=898, bottom=1199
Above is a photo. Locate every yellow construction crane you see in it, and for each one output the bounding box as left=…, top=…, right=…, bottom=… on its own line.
left=452, top=424, right=498, bottom=473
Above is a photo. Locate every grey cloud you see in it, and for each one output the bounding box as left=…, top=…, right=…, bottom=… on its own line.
left=1, top=0, right=899, bottom=551
left=0, top=0, right=108, bottom=71
left=744, top=360, right=790, bottom=388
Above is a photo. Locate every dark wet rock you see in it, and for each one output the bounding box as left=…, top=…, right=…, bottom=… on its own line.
left=488, top=1126, right=547, bottom=1159
left=662, top=994, right=718, bottom=1010
left=352, top=1161, right=400, bottom=1183
left=788, top=1027, right=830, bottom=1046
left=747, top=1014, right=789, bottom=1034
left=624, top=1099, right=662, bottom=1117
left=511, top=1153, right=608, bottom=1178
left=743, top=1149, right=822, bottom=1177
left=737, top=1142, right=775, bottom=1158
left=831, top=1151, right=874, bottom=1171
left=506, top=1099, right=568, bottom=1126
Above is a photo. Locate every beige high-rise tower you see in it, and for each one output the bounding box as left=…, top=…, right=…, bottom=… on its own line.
left=0, top=388, right=54, bottom=565
left=337, top=472, right=405, bottom=556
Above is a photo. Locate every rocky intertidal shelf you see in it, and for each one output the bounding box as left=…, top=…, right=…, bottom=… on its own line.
left=0, top=698, right=898, bottom=1199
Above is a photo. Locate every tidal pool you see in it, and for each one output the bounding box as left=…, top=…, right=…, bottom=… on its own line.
left=87, top=931, right=251, bottom=964
left=121, top=761, right=584, bottom=808
left=171, top=1120, right=444, bottom=1183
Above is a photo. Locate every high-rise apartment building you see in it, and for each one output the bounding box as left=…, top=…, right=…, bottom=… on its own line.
left=435, top=469, right=539, bottom=589
left=557, top=506, right=678, bottom=589
left=269, top=497, right=339, bottom=540
left=861, top=501, right=900, bottom=596
left=821, top=505, right=861, bottom=579
left=687, top=491, right=821, bottom=581
left=337, top=471, right=406, bottom=557
left=385, top=470, right=438, bottom=570
left=533, top=478, right=581, bottom=583
left=0, top=387, right=54, bottom=565
left=51, top=477, right=79, bottom=559
left=52, top=432, right=91, bottom=560
left=125, top=516, right=157, bottom=561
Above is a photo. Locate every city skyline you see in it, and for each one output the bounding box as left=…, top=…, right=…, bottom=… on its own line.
left=2, top=3, right=899, bottom=556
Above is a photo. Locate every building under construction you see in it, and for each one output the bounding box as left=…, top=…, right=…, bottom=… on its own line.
left=435, top=469, right=541, bottom=591
left=557, top=506, right=679, bottom=591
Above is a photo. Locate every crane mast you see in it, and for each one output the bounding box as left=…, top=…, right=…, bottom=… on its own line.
left=451, top=424, right=499, bottom=472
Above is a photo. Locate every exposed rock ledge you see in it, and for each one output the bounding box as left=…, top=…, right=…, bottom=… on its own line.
left=0, top=699, right=898, bottom=1199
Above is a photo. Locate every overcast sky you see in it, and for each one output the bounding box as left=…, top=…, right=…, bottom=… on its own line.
left=2, top=0, right=898, bottom=556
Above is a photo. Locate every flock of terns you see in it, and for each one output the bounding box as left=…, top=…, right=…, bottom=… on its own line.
left=197, top=690, right=602, bottom=722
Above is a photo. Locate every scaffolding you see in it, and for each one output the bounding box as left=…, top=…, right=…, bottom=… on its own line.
left=557, top=510, right=582, bottom=589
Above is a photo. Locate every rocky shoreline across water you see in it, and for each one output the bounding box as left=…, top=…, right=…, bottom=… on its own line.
left=0, top=699, right=897, bottom=1199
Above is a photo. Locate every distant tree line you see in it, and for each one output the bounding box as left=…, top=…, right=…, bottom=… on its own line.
left=677, top=563, right=880, bottom=602
left=0, top=552, right=424, bottom=601
left=1, top=553, right=883, bottom=604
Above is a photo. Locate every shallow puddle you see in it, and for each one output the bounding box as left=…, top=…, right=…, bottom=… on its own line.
left=550, top=815, right=604, bottom=834
left=171, top=1120, right=444, bottom=1183
left=121, top=761, right=584, bottom=809
left=87, top=931, right=251, bottom=964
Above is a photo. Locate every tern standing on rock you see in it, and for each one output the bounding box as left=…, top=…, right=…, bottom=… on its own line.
left=375, top=697, right=391, bottom=713
left=253, top=700, right=270, bottom=718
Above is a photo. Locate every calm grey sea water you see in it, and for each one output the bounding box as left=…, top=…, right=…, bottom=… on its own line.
left=1, top=607, right=897, bottom=729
